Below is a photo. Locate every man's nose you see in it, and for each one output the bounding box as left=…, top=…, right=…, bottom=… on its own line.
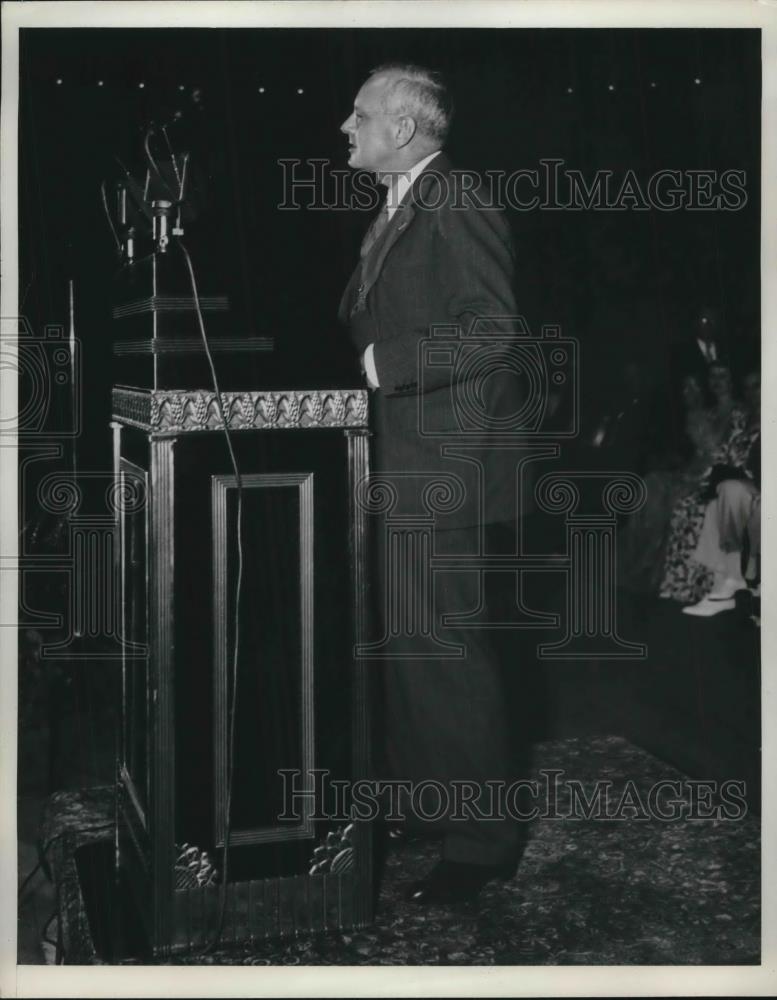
left=341, top=114, right=354, bottom=135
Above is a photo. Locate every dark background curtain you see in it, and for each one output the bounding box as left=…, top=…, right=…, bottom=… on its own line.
left=19, top=27, right=760, bottom=476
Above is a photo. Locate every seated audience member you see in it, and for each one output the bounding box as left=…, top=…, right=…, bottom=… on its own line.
left=659, top=366, right=759, bottom=604
left=682, top=370, right=760, bottom=616
left=617, top=371, right=722, bottom=595
left=681, top=480, right=759, bottom=616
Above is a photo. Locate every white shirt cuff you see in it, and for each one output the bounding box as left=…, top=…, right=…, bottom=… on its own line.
left=363, top=343, right=380, bottom=389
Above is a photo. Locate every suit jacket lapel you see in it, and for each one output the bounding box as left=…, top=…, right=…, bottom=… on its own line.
left=358, top=201, right=417, bottom=302
left=340, top=152, right=451, bottom=321
left=338, top=262, right=362, bottom=325
left=337, top=202, right=416, bottom=321
left=364, top=152, right=450, bottom=295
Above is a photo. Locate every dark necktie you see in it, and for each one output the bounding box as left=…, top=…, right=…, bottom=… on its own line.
left=360, top=201, right=390, bottom=259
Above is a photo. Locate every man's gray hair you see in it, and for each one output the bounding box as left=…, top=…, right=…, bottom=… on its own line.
left=369, top=63, right=453, bottom=144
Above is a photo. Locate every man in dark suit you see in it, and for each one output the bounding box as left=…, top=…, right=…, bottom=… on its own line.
left=339, top=64, right=532, bottom=904
left=664, top=303, right=729, bottom=453
left=672, top=304, right=728, bottom=382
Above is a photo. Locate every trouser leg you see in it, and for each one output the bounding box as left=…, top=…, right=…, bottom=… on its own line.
left=746, top=492, right=761, bottom=580
left=375, top=520, right=521, bottom=866
left=717, top=479, right=758, bottom=554
left=692, top=500, right=723, bottom=573
left=694, top=479, right=758, bottom=583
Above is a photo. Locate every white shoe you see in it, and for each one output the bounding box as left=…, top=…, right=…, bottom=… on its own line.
left=682, top=596, right=736, bottom=617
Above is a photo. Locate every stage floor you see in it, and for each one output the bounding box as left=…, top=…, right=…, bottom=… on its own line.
left=21, top=733, right=760, bottom=966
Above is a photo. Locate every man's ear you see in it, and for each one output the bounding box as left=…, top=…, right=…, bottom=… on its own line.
left=395, top=115, right=417, bottom=148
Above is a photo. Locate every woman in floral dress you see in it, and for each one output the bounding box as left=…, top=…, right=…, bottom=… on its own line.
left=659, top=365, right=756, bottom=603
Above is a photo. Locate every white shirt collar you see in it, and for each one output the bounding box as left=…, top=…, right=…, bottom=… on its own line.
left=384, top=150, right=441, bottom=219
left=696, top=337, right=717, bottom=362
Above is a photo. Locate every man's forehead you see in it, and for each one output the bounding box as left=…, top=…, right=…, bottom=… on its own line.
left=355, top=72, right=394, bottom=107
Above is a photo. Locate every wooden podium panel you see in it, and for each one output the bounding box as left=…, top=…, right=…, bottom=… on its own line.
left=111, top=387, right=372, bottom=957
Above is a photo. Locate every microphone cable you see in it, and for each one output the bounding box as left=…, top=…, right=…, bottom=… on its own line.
left=176, top=238, right=245, bottom=954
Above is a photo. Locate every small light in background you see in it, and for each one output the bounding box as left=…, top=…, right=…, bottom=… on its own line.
left=178, top=84, right=185, bottom=91
left=649, top=81, right=657, bottom=88
left=566, top=86, right=574, bottom=94
left=258, top=86, right=266, bottom=94
left=694, top=77, right=702, bottom=85
left=607, top=83, right=615, bottom=91
left=138, top=82, right=145, bottom=89
left=55, top=78, right=63, bottom=86
left=97, top=80, right=104, bottom=87
left=297, top=87, right=304, bottom=95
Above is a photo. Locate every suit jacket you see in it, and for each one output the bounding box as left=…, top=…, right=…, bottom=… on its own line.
left=339, top=153, right=533, bottom=530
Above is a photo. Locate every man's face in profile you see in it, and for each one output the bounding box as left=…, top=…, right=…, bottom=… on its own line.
left=341, top=73, right=398, bottom=173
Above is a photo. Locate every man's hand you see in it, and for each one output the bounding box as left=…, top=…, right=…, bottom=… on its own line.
left=362, top=343, right=380, bottom=389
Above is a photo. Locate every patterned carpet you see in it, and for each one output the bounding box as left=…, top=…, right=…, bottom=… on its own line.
left=39, top=734, right=760, bottom=966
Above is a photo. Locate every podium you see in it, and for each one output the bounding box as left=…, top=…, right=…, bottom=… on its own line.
left=111, top=384, right=373, bottom=957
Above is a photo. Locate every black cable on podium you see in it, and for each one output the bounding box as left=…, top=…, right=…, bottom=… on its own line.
left=176, top=239, right=245, bottom=954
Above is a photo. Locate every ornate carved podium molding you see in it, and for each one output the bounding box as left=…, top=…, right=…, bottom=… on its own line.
left=112, top=387, right=369, bottom=434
